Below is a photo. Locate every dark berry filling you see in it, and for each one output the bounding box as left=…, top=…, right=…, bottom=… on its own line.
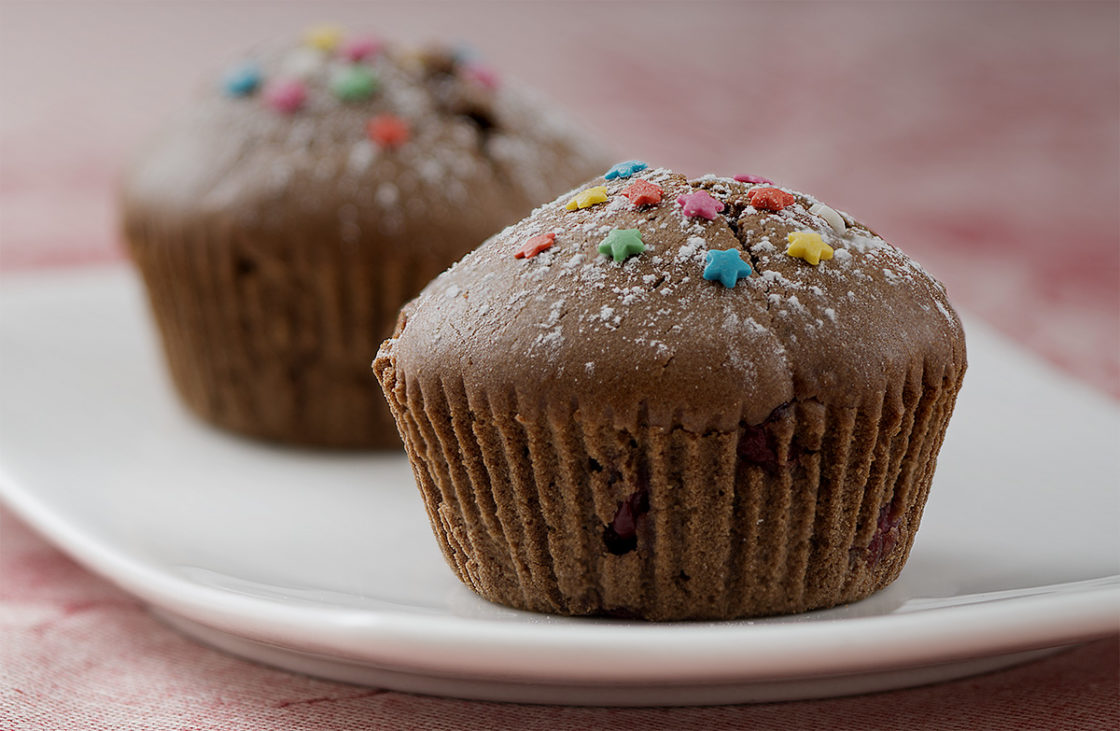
left=603, top=489, right=650, bottom=556
left=233, top=256, right=257, bottom=278
left=461, top=108, right=496, bottom=133
left=601, top=460, right=650, bottom=556
left=861, top=503, right=903, bottom=569
left=736, top=402, right=798, bottom=471
left=737, top=423, right=779, bottom=467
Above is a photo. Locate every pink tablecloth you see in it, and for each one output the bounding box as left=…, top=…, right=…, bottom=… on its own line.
left=1, top=2, right=1117, bottom=728
left=1, top=507, right=1115, bottom=729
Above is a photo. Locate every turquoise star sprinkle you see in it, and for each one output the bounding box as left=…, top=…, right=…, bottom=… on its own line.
left=703, top=249, right=752, bottom=288
left=604, top=160, right=648, bottom=180
left=223, top=62, right=262, bottom=97
left=598, top=228, right=646, bottom=262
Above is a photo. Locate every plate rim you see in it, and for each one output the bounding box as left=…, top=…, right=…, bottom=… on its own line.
left=1, top=266, right=1118, bottom=686
left=3, top=463, right=1118, bottom=685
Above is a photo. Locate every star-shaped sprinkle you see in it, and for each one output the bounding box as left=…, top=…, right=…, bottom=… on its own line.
left=786, top=231, right=834, bottom=265
left=605, top=160, right=648, bottom=180
left=280, top=48, right=325, bottom=80
left=676, top=189, right=725, bottom=220
left=222, top=63, right=261, bottom=97
left=734, top=174, right=773, bottom=185
left=809, top=203, right=846, bottom=234
left=367, top=114, right=410, bottom=148
left=747, top=187, right=796, bottom=212
left=339, top=35, right=382, bottom=62
left=332, top=66, right=379, bottom=101
left=620, top=179, right=663, bottom=207
left=305, top=24, right=344, bottom=52
left=598, top=228, right=646, bottom=262
left=460, top=63, right=499, bottom=90
left=703, top=249, right=753, bottom=288
left=565, top=185, right=609, bottom=211
left=515, top=232, right=556, bottom=259
left=262, top=79, right=307, bottom=113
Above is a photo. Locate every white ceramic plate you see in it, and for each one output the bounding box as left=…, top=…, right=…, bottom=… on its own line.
left=0, top=268, right=1117, bottom=706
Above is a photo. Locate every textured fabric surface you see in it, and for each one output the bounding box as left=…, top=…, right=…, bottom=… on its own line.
left=1, top=1, right=1118, bottom=728
left=2, top=510, right=1117, bottom=730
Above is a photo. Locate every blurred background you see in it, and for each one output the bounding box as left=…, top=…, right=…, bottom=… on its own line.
left=1, top=0, right=1117, bottom=394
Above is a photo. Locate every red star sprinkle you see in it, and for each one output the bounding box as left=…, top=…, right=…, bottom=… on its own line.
left=747, top=187, right=796, bottom=212
left=515, top=232, right=556, bottom=259
left=620, top=179, right=663, bottom=207
left=367, top=115, right=410, bottom=148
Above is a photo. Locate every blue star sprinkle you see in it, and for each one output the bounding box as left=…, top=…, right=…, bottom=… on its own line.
left=703, top=249, right=753, bottom=288
left=604, top=160, right=649, bottom=180
left=223, top=62, right=262, bottom=97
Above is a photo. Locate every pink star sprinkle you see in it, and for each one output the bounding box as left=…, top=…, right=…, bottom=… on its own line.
left=262, top=79, right=307, bottom=113
left=515, top=232, right=556, bottom=259
left=747, top=187, right=796, bottom=212
left=460, top=63, right=499, bottom=90
left=734, top=174, right=773, bottom=184
left=339, top=35, right=382, bottom=62
left=621, top=179, right=663, bottom=207
left=676, top=190, right=725, bottom=220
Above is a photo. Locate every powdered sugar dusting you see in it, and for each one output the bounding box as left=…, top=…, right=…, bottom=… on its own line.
left=677, top=236, right=708, bottom=264
left=395, top=168, right=958, bottom=408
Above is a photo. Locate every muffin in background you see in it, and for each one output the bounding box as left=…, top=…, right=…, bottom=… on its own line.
left=122, top=26, right=607, bottom=448
left=375, top=163, right=966, bottom=620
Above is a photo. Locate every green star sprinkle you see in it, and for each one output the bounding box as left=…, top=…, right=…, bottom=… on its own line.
left=331, top=66, right=379, bottom=102
left=598, top=228, right=646, bottom=262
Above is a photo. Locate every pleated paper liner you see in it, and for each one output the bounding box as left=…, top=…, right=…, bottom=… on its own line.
left=377, top=351, right=963, bottom=621
left=126, top=210, right=449, bottom=448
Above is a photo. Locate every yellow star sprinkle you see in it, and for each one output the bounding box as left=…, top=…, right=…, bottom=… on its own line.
left=305, top=24, right=344, bottom=52
left=565, top=186, right=609, bottom=211
left=786, top=230, right=834, bottom=266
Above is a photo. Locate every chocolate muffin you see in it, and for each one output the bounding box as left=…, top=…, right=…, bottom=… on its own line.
left=122, top=26, right=606, bottom=448
left=374, top=163, right=967, bottom=620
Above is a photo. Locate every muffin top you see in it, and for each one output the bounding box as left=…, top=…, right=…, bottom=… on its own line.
left=381, top=164, right=966, bottom=431
left=121, top=26, right=605, bottom=258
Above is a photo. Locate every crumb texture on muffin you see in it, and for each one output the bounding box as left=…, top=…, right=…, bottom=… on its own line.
left=375, top=166, right=966, bottom=619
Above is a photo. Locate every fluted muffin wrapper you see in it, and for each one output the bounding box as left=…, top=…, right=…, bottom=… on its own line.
left=127, top=212, right=449, bottom=448
left=376, top=352, right=963, bottom=620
